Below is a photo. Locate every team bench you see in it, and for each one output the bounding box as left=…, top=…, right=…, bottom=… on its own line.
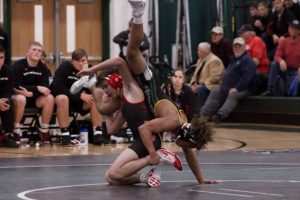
left=225, top=96, right=300, bottom=126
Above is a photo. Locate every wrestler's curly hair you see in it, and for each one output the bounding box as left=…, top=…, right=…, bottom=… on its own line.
left=190, top=116, right=214, bottom=150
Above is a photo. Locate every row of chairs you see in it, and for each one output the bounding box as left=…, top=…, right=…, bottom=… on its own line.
left=20, top=107, right=80, bottom=145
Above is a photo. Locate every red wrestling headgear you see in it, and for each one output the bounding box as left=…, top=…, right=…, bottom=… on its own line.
left=105, top=73, right=123, bottom=89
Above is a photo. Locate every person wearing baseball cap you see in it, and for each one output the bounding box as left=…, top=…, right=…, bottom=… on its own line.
left=239, top=24, right=269, bottom=95
left=210, top=26, right=233, bottom=68
left=233, top=37, right=245, bottom=45
left=211, top=26, right=223, bottom=34
left=238, top=24, right=255, bottom=34
left=200, top=37, right=256, bottom=122
left=288, top=19, right=300, bottom=30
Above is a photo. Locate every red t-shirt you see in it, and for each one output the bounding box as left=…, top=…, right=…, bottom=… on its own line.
left=246, top=36, right=270, bottom=75
left=274, top=37, right=300, bottom=70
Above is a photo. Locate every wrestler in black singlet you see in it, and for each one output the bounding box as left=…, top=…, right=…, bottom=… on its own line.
left=134, top=65, right=178, bottom=116
left=121, top=94, right=161, bottom=158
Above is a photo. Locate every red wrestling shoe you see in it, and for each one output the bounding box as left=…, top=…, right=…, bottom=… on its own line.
left=157, top=148, right=182, bottom=171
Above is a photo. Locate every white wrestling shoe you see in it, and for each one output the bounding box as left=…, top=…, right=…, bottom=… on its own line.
left=157, top=148, right=182, bottom=171
left=70, top=75, right=97, bottom=94
left=146, top=168, right=161, bottom=187
left=128, top=0, right=146, bottom=24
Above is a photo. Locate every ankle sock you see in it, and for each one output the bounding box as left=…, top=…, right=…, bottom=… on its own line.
left=39, top=123, right=49, bottom=133
left=139, top=173, right=148, bottom=184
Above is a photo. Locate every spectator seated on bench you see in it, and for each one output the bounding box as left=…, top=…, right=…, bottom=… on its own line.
left=261, top=20, right=300, bottom=96
left=200, top=37, right=256, bottom=123
left=0, top=47, right=18, bottom=148
left=11, top=41, right=55, bottom=146
left=50, top=48, right=104, bottom=146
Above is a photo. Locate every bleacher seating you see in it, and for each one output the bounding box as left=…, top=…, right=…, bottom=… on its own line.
left=226, top=96, right=300, bottom=125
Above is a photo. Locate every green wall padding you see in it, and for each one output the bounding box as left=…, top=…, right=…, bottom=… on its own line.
left=158, top=0, right=270, bottom=67
left=158, top=0, right=217, bottom=66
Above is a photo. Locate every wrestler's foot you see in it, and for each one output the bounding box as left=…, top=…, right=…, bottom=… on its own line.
left=147, top=168, right=161, bottom=187
left=70, top=75, right=97, bottom=94
left=157, top=148, right=182, bottom=171
left=128, top=0, right=146, bottom=24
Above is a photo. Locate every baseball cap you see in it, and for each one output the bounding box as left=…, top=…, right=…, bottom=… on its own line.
left=233, top=37, right=245, bottom=45
left=289, top=19, right=300, bottom=29
left=211, top=26, right=224, bottom=34
left=238, top=24, right=255, bottom=34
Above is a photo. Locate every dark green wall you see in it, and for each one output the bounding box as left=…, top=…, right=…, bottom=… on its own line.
left=223, top=0, right=258, bottom=38
left=3, top=0, right=11, bottom=57
left=158, top=0, right=177, bottom=60
left=158, top=0, right=270, bottom=66
left=3, top=0, right=270, bottom=62
left=158, top=0, right=218, bottom=65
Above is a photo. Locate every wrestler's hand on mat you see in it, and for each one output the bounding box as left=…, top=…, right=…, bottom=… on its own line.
left=148, top=152, right=160, bottom=166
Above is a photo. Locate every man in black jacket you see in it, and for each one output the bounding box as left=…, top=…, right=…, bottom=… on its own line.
left=0, top=26, right=11, bottom=65
left=210, top=26, right=233, bottom=68
left=50, top=48, right=103, bottom=145
left=11, top=41, right=54, bottom=144
left=0, top=47, right=18, bottom=147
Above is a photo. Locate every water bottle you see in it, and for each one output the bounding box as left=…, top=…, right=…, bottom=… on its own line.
left=126, top=128, right=134, bottom=142
left=80, top=128, right=89, bottom=145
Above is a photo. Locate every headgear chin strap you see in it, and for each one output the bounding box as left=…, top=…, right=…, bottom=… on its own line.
left=105, top=73, right=123, bottom=89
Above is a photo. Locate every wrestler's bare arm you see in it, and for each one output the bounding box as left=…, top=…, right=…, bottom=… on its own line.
left=77, top=57, right=133, bottom=86
left=105, top=110, right=126, bottom=135
left=92, top=87, right=121, bottom=116
left=182, top=147, right=218, bottom=185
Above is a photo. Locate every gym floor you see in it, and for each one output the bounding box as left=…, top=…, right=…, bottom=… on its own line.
left=1, top=123, right=300, bottom=200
